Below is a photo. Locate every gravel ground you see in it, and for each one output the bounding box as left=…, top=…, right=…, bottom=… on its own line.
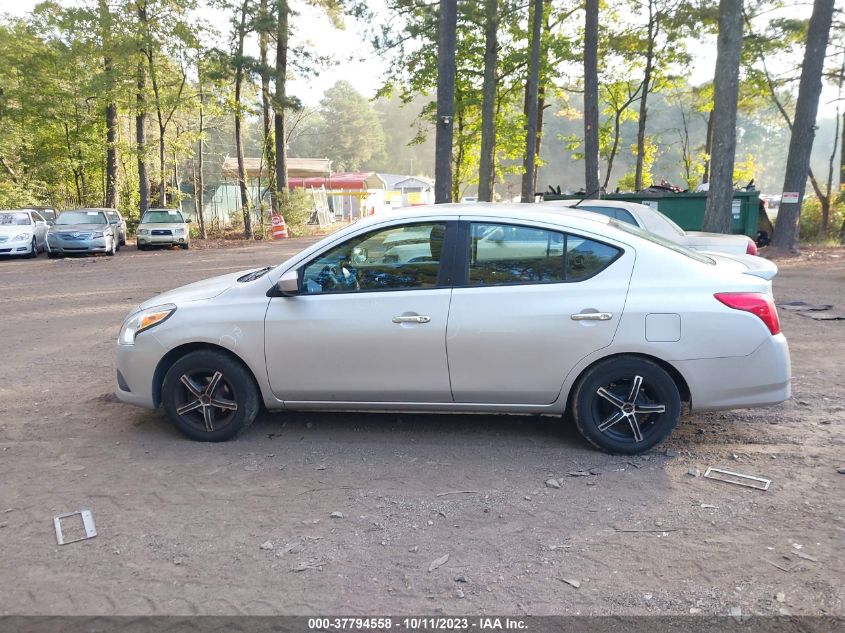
left=0, top=240, right=843, bottom=616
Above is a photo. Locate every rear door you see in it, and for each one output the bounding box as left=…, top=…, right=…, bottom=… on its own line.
left=445, top=219, right=635, bottom=404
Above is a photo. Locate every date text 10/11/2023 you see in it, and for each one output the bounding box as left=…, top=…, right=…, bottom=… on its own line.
left=307, top=618, right=528, bottom=630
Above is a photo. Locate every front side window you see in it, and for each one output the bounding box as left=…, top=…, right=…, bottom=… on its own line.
left=467, top=222, right=621, bottom=286
left=301, top=222, right=447, bottom=295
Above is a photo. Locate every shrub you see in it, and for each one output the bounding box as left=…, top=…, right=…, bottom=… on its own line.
left=799, top=195, right=845, bottom=243
left=278, top=189, right=315, bottom=237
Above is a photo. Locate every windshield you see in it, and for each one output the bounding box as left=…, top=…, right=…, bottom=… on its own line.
left=609, top=219, right=715, bottom=265
left=141, top=210, right=184, bottom=224
left=56, top=211, right=108, bottom=225
left=0, top=212, right=31, bottom=226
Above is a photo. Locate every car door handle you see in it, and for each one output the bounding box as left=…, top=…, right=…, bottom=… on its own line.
left=392, top=315, right=431, bottom=324
left=571, top=312, right=613, bottom=321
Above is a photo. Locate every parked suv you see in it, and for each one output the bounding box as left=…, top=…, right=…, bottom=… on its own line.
left=137, top=209, right=191, bottom=250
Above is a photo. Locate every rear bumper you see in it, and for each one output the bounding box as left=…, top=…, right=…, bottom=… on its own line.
left=676, top=334, right=791, bottom=411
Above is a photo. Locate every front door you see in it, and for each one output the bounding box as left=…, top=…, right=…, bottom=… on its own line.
left=265, top=221, right=456, bottom=403
left=446, top=220, right=635, bottom=404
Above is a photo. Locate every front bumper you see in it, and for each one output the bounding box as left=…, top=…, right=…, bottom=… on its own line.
left=48, top=235, right=109, bottom=253
left=137, top=233, right=188, bottom=246
left=676, top=333, right=791, bottom=411
left=115, top=333, right=167, bottom=409
left=0, top=238, right=34, bottom=255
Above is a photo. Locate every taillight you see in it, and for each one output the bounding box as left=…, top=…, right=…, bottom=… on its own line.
left=746, top=240, right=758, bottom=256
left=715, top=292, right=780, bottom=335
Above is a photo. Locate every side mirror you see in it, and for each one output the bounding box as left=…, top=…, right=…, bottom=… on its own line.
left=186, top=218, right=193, bottom=223
left=47, top=220, right=54, bottom=226
left=276, top=269, right=300, bottom=296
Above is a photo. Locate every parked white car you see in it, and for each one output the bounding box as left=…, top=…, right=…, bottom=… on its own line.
left=115, top=203, right=790, bottom=454
left=544, top=199, right=759, bottom=256
left=0, top=209, right=49, bottom=257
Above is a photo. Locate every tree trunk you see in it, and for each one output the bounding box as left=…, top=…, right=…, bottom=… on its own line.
left=584, top=0, right=600, bottom=198
left=702, top=109, right=714, bottom=184
left=702, top=0, right=743, bottom=234
left=772, top=0, right=836, bottom=251
left=274, top=0, right=289, bottom=198
left=533, top=88, right=545, bottom=194
left=520, top=0, right=543, bottom=203
left=100, top=0, right=119, bottom=209
left=435, top=0, right=458, bottom=204
left=477, top=0, right=498, bottom=202
left=634, top=0, right=656, bottom=191
left=235, top=0, right=253, bottom=239
left=136, top=61, right=149, bottom=215
left=260, top=0, right=278, bottom=220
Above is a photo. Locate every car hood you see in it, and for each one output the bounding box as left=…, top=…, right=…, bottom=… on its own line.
left=682, top=231, right=751, bottom=255
left=0, top=225, right=33, bottom=236
left=705, top=252, right=778, bottom=281
left=50, top=224, right=110, bottom=232
left=139, top=268, right=260, bottom=308
left=139, top=222, right=186, bottom=230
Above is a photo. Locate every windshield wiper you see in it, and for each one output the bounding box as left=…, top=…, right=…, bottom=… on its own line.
left=237, top=267, right=272, bottom=282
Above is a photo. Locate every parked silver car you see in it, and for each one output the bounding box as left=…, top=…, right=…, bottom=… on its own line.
left=46, top=209, right=119, bottom=257
left=136, top=209, right=191, bottom=250
left=545, top=199, right=759, bottom=255
left=115, top=204, right=790, bottom=454
left=0, top=209, right=49, bottom=257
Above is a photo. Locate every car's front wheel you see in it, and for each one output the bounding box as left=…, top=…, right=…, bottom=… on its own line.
left=161, top=350, right=260, bottom=442
left=571, top=356, right=681, bottom=455
left=106, top=237, right=116, bottom=256
left=28, top=237, right=38, bottom=258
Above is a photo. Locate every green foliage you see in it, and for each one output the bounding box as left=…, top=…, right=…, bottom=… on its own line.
left=799, top=195, right=845, bottom=243
left=278, top=188, right=314, bottom=237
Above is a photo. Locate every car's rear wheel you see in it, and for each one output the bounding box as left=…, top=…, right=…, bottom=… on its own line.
left=571, top=357, right=681, bottom=455
left=161, top=350, right=260, bottom=442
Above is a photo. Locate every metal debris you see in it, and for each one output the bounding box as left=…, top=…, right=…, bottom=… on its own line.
left=53, top=509, right=97, bottom=545
left=428, top=553, right=449, bottom=572
left=703, top=467, right=771, bottom=491
left=559, top=578, right=581, bottom=588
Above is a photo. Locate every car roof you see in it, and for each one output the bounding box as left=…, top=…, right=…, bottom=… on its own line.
left=63, top=208, right=114, bottom=213
left=542, top=199, right=654, bottom=212
left=368, top=202, right=612, bottom=231
left=145, top=208, right=182, bottom=212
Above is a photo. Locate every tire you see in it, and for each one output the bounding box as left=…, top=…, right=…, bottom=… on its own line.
left=571, top=356, right=681, bottom=455
left=180, top=242, right=189, bottom=250
left=106, top=238, right=116, bottom=256
left=137, top=243, right=145, bottom=250
left=47, top=249, right=61, bottom=259
left=161, top=350, right=261, bottom=442
left=28, top=238, right=38, bottom=258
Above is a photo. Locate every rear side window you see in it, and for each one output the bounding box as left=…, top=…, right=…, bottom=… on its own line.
left=581, top=205, right=638, bottom=226
left=467, top=222, right=620, bottom=286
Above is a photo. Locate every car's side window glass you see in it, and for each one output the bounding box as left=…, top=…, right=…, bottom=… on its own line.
left=566, top=236, right=621, bottom=280
left=581, top=206, right=616, bottom=220
left=468, top=223, right=565, bottom=285
left=301, top=222, right=447, bottom=295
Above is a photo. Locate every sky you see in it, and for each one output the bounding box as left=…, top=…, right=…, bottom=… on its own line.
left=2, top=0, right=839, bottom=118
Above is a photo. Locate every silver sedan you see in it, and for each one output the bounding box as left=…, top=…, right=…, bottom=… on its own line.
left=115, top=204, right=790, bottom=454
left=47, top=210, right=119, bottom=257
left=545, top=199, right=760, bottom=255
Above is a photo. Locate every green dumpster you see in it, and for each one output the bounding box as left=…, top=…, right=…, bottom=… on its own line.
left=542, top=190, right=760, bottom=238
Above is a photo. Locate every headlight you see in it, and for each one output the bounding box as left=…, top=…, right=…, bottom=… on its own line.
left=138, top=229, right=149, bottom=235
left=91, top=231, right=105, bottom=238
left=175, top=227, right=186, bottom=235
left=118, top=304, right=176, bottom=345
left=12, top=233, right=30, bottom=242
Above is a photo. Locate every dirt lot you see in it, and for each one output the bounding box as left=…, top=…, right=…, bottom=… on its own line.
left=0, top=241, right=843, bottom=617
